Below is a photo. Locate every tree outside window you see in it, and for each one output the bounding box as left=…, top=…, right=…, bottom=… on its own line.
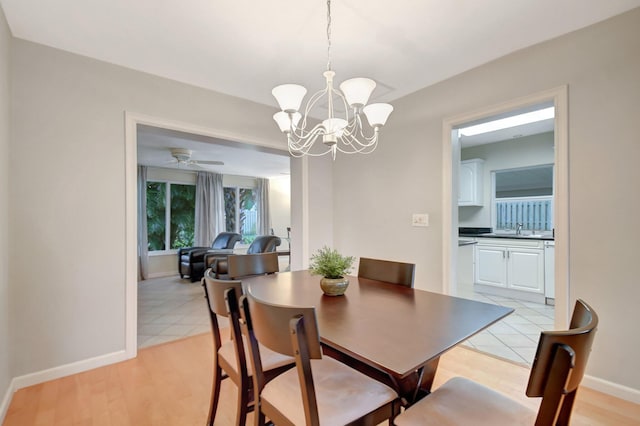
left=146, top=181, right=195, bottom=251
left=224, top=187, right=257, bottom=244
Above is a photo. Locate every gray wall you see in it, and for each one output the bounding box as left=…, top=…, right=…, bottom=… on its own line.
left=460, top=132, right=554, bottom=227
left=7, top=38, right=291, bottom=377
left=0, top=4, right=11, bottom=405
left=333, top=8, right=640, bottom=392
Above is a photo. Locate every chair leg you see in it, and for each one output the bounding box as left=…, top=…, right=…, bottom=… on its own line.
left=207, top=365, right=223, bottom=426
left=235, top=379, right=250, bottom=426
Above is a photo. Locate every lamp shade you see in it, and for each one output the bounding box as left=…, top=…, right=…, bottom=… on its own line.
left=272, top=84, right=307, bottom=113
left=363, top=103, right=393, bottom=127
left=339, top=78, right=376, bottom=107
left=322, top=118, right=348, bottom=137
left=273, top=111, right=301, bottom=133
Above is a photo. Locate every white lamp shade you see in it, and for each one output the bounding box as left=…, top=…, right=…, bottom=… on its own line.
left=272, top=84, right=307, bottom=113
left=339, top=78, right=376, bottom=107
left=363, top=103, right=393, bottom=127
left=273, top=111, right=301, bottom=133
left=322, top=118, right=348, bottom=136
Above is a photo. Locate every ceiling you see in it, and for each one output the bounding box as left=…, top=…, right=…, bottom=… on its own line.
left=137, top=125, right=290, bottom=178
left=2, top=0, right=639, bottom=173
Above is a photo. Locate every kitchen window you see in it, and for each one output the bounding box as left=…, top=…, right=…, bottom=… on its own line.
left=492, top=165, right=554, bottom=232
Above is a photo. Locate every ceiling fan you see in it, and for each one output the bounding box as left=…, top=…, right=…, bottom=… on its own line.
left=168, top=147, right=224, bottom=167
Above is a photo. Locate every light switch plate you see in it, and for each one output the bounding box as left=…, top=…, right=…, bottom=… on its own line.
left=412, top=213, right=429, bottom=227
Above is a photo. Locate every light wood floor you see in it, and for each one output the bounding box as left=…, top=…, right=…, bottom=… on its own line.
left=4, top=331, right=639, bottom=425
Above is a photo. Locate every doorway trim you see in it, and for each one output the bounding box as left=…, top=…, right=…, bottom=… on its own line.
left=124, top=111, right=295, bottom=359
left=442, top=86, right=569, bottom=328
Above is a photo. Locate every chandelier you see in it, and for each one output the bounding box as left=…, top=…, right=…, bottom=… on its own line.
left=271, top=0, right=393, bottom=160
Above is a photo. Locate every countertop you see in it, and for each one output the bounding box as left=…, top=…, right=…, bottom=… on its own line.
left=459, top=233, right=554, bottom=241
left=458, top=240, right=478, bottom=247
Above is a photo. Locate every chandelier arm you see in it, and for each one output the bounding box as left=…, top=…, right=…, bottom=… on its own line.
left=288, top=124, right=326, bottom=150
left=335, top=133, right=379, bottom=154
left=339, top=125, right=378, bottom=147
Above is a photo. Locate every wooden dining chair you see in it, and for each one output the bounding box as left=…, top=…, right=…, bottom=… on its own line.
left=239, top=290, right=402, bottom=426
left=358, top=257, right=416, bottom=287
left=393, top=299, right=598, bottom=426
left=201, top=270, right=294, bottom=426
left=227, top=251, right=279, bottom=280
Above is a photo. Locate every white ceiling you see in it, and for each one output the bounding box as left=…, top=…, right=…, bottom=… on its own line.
left=2, top=0, right=639, bottom=173
left=136, top=125, right=290, bottom=179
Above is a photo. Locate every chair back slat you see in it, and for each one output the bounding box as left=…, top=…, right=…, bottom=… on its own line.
left=527, top=299, right=598, bottom=397
left=203, top=269, right=243, bottom=316
left=358, top=257, right=416, bottom=288
left=245, top=291, right=322, bottom=359
left=227, top=252, right=279, bottom=279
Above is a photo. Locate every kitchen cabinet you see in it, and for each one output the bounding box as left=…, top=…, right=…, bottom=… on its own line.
left=458, top=159, right=484, bottom=206
left=474, top=238, right=545, bottom=302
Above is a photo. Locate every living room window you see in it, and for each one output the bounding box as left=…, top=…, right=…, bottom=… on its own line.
left=224, top=186, right=257, bottom=244
left=146, top=181, right=196, bottom=251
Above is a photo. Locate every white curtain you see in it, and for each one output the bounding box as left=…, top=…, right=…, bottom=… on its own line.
left=256, top=178, right=271, bottom=236
left=137, top=165, right=149, bottom=280
left=195, top=171, right=224, bottom=246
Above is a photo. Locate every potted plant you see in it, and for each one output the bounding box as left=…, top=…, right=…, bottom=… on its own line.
left=309, top=246, right=355, bottom=296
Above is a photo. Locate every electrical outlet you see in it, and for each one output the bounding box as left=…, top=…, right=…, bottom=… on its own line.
left=412, top=213, right=429, bottom=227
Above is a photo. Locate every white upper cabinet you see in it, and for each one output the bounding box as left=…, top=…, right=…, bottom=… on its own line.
left=458, top=159, right=484, bottom=206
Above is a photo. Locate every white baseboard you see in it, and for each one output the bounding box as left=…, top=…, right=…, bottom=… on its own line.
left=0, top=349, right=130, bottom=424
left=583, top=374, right=640, bottom=404
left=12, top=349, right=129, bottom=391
left=0, top=379, right=15, bottom=425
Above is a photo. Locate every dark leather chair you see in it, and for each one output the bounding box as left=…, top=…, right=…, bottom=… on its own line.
left=394, top=299, right=598, bottom=425
left=205, top=235, right=281, bottom=279
left=178, top=232, right=241, bottom=282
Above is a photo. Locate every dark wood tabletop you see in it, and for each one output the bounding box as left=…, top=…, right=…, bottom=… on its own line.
left=244, top=270, right=513, bottom=404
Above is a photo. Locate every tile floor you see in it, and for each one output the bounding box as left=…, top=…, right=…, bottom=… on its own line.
left=138, top=275, right=556, bottom=366
left=456, top=283, right=556, bottom=365
left=138, top=275, right=219, bottom=348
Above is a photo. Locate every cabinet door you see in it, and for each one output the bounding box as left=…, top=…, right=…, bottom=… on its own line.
left=475, top=246, right=507, bottom=287
left=507, top=248, right=544, bottom=293
left=458, top=162, right=475, bottom=205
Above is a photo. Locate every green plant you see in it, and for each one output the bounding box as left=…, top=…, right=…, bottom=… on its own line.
left=309, top=246, right=354, bottom=279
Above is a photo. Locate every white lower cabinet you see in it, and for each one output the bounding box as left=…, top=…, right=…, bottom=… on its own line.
left=475, top=239, right=545, bottom=298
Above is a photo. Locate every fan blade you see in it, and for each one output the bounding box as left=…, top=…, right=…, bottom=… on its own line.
left=195, top=160, right=224, bottom=166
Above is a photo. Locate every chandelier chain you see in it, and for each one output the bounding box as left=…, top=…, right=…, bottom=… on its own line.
left=326, top=0, right=332, bottom=71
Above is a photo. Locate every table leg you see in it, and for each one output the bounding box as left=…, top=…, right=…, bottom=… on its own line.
left=321, top=343, right=440, bottom=407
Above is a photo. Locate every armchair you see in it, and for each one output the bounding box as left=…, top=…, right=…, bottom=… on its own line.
left=178, top=232, right=241, bottom=282
left=205, top=235, right=281, bottom=279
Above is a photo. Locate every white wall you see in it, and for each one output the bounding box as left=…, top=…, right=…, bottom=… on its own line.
left=269, top=175, right=291, bottom=240
left=7, top=39, right=298, bottom=378
left=459, top=132, right=554, bottom=227
left=333, top=8, right=640, bottom=395
left=0, top=3, right=11, bottom=414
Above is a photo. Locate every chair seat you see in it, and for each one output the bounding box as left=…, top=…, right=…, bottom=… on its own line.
left=394, top=377, right=536, bottom=426
left=261, top=356, right=397, bottom=425
left=218, top=336, right=293, bottom=376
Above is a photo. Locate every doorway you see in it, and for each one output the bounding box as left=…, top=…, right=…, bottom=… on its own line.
left=124, top=113, right=298, bottom=358
left=442, top=87, right=569, bottom=363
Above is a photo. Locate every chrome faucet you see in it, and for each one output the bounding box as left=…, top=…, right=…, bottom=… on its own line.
left=516, top=223, right=523, bottom=235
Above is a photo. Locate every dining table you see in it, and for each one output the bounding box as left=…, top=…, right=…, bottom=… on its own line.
left=243, top=270, right=514, bottom=406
